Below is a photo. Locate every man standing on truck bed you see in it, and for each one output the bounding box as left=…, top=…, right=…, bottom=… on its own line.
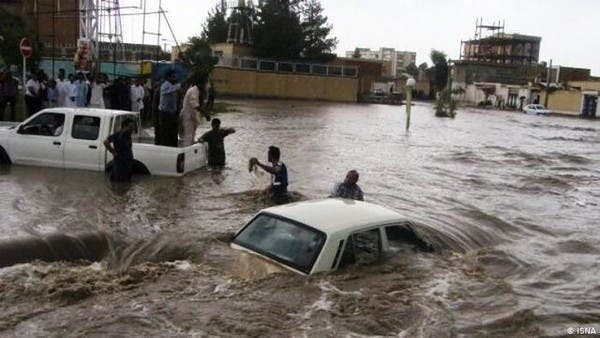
left=157, top=70, right=181, bottom=147
left=180, top=74, right=211, bottom=147
left=199, top=118, right=235, bottom=167
left=104, top=118, right=135, bottom=182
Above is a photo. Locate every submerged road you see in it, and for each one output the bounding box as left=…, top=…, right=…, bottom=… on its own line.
left=0, top=100, right=598, bottom=336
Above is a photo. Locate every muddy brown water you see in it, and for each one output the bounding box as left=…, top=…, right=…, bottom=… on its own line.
left=0, top=100, right=599, bottom=337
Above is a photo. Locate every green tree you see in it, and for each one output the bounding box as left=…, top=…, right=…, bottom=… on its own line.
left=300, top=0, right=337, bottom=61
left=0, top=8, right=41, bottom=70
left=418, top=62, right=428, bottom=72
left=430, top=49, right=449, bottom=92
left=180, top=37, right=216, bottom=80
left=405, top=62, right=418, bottom=77
left=352, top=48, right=361, bottom=58
left=253, top=0, right=305, bottom=59
left=201, top=4, right=229, bottom=44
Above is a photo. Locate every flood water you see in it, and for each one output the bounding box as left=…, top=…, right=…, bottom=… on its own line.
left=0, top=100, right=599, bottom=337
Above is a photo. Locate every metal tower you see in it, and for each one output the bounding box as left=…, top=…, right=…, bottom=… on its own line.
left=226, top=0, right=255, bottom=45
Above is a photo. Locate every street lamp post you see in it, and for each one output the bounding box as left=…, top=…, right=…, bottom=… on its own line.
left=405, top=77, right=416, bottom=131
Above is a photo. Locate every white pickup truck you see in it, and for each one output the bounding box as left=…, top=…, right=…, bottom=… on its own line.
left=0, top=108, right=207, bottom=176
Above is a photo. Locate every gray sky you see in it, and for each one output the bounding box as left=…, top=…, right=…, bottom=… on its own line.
left=117, top=0, right=600, bottom=75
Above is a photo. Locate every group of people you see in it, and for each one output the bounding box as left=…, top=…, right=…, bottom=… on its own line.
left=248, top=147, right=364, bottom=204
left=0, top=67, right=150, bottom=121
left=99, top=69, right=363, bottom=203
left=155, top=70, right=216, bottom=148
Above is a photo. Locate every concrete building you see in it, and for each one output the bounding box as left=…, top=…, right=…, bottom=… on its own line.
left=538, top=81, right=599, bottom=117
left=345, top=47, right=416, bottom=77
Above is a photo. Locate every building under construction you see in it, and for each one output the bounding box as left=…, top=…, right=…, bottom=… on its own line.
left=1, top=0, right=171, bottom=77
left=460, top=19, right=541, bottom=66
left=452, top=20, right=545, bottom=109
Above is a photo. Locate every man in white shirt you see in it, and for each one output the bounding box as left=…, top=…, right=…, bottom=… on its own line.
left=89, top=74, right=107, bottom=108
left=25, top=73, right=43, bottom=117
left=55, top=69, right=69, bottom=107
left=130, top=78, right=145, bottom=113
left=179, top=76, right=211, bottom=146
left=64, top=74, right=77, bottom=108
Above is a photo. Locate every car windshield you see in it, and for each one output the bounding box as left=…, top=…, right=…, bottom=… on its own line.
left=233, top=213, right=326, bottom=274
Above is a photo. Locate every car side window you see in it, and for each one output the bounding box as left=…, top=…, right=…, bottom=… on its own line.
left=338, top=228, right=382, bottom=269
left=72, top=115, right=101, bottom=140
left=385, top=223, right=434, bottom=252
left=19, top=112, right=65, bottom=137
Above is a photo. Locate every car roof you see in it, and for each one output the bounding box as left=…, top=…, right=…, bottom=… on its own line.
left=40, top=107, right=137, bottom=118
left=260, top=198, right=408, bottom=235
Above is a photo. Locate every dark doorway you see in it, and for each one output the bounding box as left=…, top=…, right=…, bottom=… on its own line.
left=582, top=95, right=598, bottom=117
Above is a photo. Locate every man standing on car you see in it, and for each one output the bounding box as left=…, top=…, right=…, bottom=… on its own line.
left=157, top=70, right=180, bottom=147
left=103, top=118, right=135, bottom=182
left=250, top=146, right=289, bottom=204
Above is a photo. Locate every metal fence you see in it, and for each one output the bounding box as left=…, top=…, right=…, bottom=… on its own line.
left=215, top=56, right=358, bottom=78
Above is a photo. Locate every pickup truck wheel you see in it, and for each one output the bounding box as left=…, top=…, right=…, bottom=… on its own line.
left=105, top=160, right=150, bottom=175
left=0, top=147, right=11, bottom=165
left=132, top=160, right=150, bottom=175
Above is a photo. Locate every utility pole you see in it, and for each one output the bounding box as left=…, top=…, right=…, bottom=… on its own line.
left=545, top=59, right=552, bottom=108
left=405, top=77, right=415, bottom=131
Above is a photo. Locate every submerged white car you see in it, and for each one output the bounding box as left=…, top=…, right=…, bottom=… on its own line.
left=231, top=198, right=430, bottom=276
left=523, top=104, right=551, bottom=115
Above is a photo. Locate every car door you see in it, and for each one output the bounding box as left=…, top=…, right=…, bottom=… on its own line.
left=63, top=114, right=103, bottom=170
left=337, top=228, right=383, bottom=269
left=10, top=112, right=66, bottom=168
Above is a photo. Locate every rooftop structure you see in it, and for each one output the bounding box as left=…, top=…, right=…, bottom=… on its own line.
left=460, top=19, right=541, bottom=66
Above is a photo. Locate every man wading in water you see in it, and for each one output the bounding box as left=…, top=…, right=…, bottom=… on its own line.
left=104, top=118, right=135, bottom=182
left=250, top=146, right=289, bottom=204
left=199, top=118, right=235, bottom=167
left=330, top=170, right=364, bottom=201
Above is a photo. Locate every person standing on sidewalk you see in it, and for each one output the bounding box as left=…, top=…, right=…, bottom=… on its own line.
left=0, top=70, right=19, bottom=121
left=25, top=73, right=43, bottom=117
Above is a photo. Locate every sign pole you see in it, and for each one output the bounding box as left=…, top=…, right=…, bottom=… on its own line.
left=406, top=87, right=412, bottom=131
left=19, top=37, right=33, bottom=96
left=22, top=56, right=26, bottom=96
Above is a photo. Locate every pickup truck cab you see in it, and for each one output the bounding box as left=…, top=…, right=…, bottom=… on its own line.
left=231, top=198, right=430, bottom=276
left=0, top=108, right=206, bottom=176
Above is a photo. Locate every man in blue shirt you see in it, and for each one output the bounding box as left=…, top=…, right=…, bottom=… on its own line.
left=330, top=170, right=364, bottom=201
left=157, top=70, right=181, bottom=147
left=250, top=146, right=289, bottom=204
left=74, top=72, right=88, bottom=107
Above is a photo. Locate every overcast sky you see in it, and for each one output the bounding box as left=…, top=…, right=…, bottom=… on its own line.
left=116, top=0, right=600, bottom=75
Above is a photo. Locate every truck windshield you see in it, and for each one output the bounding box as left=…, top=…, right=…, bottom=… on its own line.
left=233, top=213, right=326, bottom=274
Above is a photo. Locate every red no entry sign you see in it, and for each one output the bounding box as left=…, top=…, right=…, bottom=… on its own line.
left=19, top=38, right=32, bottom=58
